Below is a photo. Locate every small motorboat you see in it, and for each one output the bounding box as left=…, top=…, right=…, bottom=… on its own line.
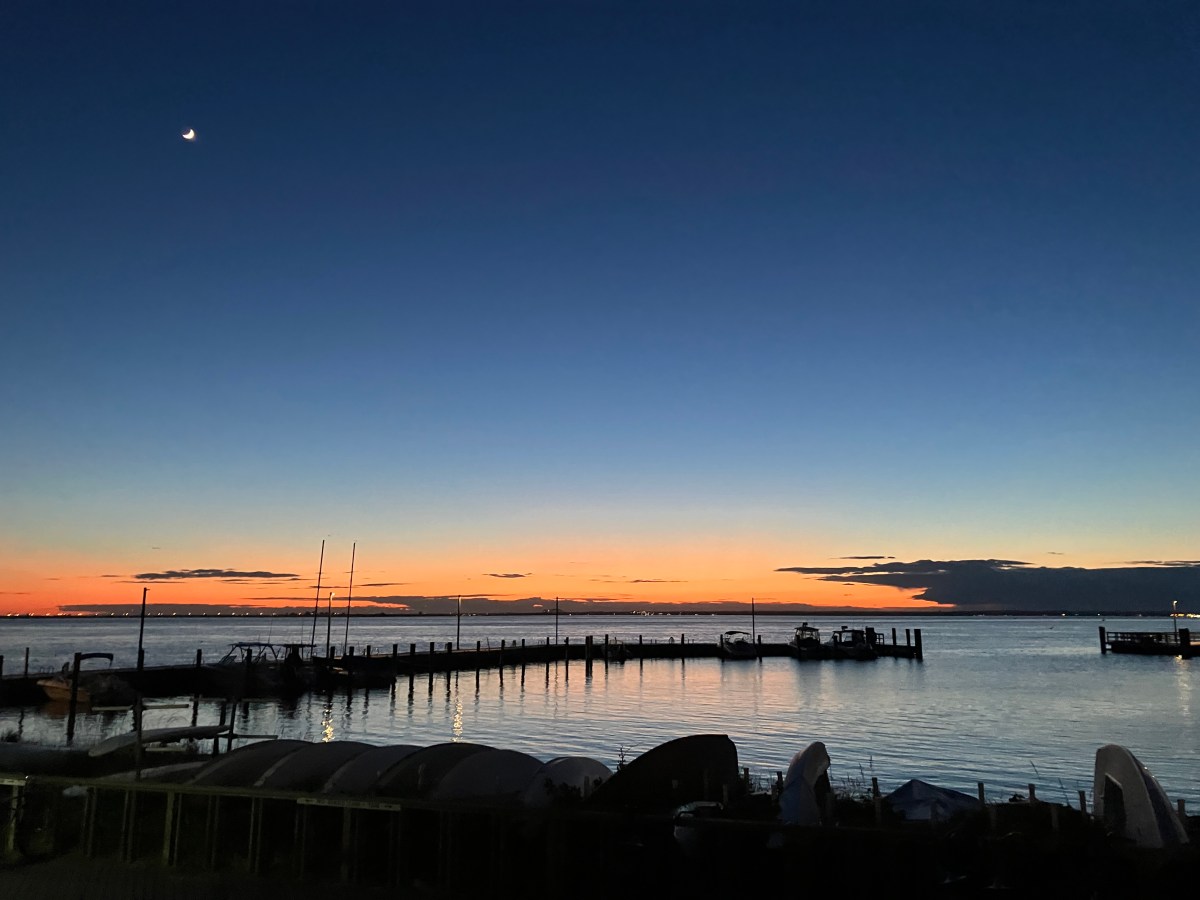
left=718, top=630, right=758, bottom=660
left=787, top=623, right=822, bottom=660
left=37, top=652, right=136, bottom=707
left=824, top=626, right=879, bottom=660
left=202, top=642, right=305, bottom=698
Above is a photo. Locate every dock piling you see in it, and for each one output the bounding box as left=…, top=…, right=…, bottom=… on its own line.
left=66, top=651, right=83, bottom=741
left=1099, top=626, right=1107, bottom=654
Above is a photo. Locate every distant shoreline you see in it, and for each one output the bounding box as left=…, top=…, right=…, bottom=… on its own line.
left=3, top=609, right=1166, bottom=619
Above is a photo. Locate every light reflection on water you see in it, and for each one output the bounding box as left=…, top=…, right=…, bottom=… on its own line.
left=3, top=614, right=1198, bottom=805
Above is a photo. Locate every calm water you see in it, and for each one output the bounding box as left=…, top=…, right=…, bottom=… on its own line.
left=2, top=613, right=1196, bottom=806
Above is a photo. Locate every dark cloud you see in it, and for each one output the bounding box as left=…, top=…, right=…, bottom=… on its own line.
left=776, top=558, right=1200, bottom=613
left=1125, top=560, right=1200, bottom=567
left=485, top=573, right=531, bottom=579
left=629, top=579, right=686, bottom=584
left=360, top=582, right=408, bottom=588
left=135, top=568, right=300, bottom=581
left=837, top=555, right=894, bottom=560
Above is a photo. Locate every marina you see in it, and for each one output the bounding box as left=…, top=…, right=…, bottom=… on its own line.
left=2, top=613, right=1199, bottom=809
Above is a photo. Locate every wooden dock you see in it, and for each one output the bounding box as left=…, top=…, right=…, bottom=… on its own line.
left=0, top=628, right=922, bottom=708
left=1099, top=626, right=1197, bottom=658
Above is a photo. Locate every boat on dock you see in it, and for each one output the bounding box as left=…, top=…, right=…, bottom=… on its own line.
left=718, top=630, right=757, bottom=659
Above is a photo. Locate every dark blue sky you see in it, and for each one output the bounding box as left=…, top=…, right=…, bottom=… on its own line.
left=3, top=2, right=1199, bottom=612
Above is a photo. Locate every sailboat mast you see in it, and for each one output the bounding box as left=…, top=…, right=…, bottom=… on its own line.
left=309, top=539, right=325, bottom=647
left=344, top=542, right=356, bottom=649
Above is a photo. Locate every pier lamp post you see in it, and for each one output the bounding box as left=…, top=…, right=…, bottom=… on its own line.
left=1174, top=600, right=1179, bottom=635
left=456, top=595, right=462, bottom=647
left=555, top=596, right=560, bottom=643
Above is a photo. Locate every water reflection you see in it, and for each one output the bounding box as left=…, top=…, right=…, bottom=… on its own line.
left=4, top=616, right=1200, bottom=806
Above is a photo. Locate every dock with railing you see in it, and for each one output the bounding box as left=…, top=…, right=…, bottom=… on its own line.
left=1099, top=626, right=1198, bottom=658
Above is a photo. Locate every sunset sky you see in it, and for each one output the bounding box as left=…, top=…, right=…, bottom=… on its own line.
left=3, top=2, right=1199, bottom=616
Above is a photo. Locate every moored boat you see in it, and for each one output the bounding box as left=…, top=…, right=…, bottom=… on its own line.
left=787, top=623, right=822, bottom=660
left=824, top=626, right=880, bottom=660
left=718, top=630, right=757, bottom=659
left=37, top=652, right=136, bottom=707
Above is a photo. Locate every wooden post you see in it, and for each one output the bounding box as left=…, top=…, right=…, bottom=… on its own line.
left=392, top=643, right=398, bottom=672
left=1180, top=628, right=1192, bottom=658
left=500, top=639, right=506, bottom=667
left=871, top=777, right=880, bottom=798
left=1099, top=626, right=1107, bottom=654
left=0, top=655, right=4, bottom=705
left=66, top=651, right=83, bottom=741
left=756, top=634, right=762, bottom=659
left=680, top=634, right=685, bottom=657
left=891, top=628, right=897, bottom=646
left=1177, top=798, right=1186, bottom=822
left=1028, top=783, right=1037, bottom=802
left=914, top=628, right=923, bottom=661
left=23, top=647, right=29, bottom=677
left=1078, top=790, right=1088, bottom=815
left=905, top=628, right=911, bottom=646
left=585, top=635, right=593, bottom=663
left=563, top=636, right=570, bottom=664
left=978, top=782, right=986, bottom=807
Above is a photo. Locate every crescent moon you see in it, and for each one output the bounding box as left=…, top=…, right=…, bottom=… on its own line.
left=181, top=128, right=196, bottom=141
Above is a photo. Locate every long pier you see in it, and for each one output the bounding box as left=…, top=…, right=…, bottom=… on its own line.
left=0, top=628, right=922, bottom=707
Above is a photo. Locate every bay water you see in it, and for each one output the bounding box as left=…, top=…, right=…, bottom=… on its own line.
left=2, top=613, right=1196, bottom=807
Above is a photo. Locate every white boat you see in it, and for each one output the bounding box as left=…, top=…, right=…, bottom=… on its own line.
left=718, top=630, right=757, bottom=659
left=1093, top=744, right=1188, bottom=848
left=778, top=741, right=832, bottom=826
